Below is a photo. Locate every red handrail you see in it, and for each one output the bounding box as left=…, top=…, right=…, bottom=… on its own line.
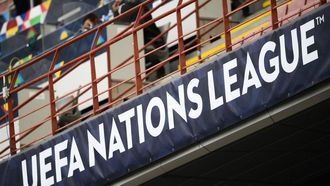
left=0, top=0, right=325, bottom=159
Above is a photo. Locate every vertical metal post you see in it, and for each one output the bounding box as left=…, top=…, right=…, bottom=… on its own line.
left=106, top=46, right=113, bottom=107
left=90, top=28, right=101, bottom=114
left=48, top=74, right=58, bottom=134
left=270, top=0, right=279, bottom=30
left=177, top=0, right=187, bottom=75
left=90, top=53, right=99, bottom=114
left=7, top=70, right=19, bottom=155
left=133, top=31, right=143, bottom=95
left=132, top=5, right=144, bottom=95
left=49, top=50, right=58, bottom=134
left=195, top=0, right=202, bottom=61
left=222, top=0, right=232, bottom=52
left=7, top=96, right=16, bottom=155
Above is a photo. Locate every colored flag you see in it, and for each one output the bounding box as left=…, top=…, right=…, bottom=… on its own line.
left=54, top=61, right=65, bottom=78
left=97, top=35, right=105, bottom=46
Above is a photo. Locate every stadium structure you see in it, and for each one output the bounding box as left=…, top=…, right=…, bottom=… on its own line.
left=0, top=0, right=329, bottom=185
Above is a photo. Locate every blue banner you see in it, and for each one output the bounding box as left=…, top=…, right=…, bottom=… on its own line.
left=0, top=4, right=329, bottom=186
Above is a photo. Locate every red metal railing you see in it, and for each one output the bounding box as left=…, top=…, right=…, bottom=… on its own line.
left=0, top=0, right=326, bottom=159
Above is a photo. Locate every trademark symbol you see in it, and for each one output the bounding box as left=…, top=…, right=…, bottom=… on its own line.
left=315, top=15, right=325, bottom=25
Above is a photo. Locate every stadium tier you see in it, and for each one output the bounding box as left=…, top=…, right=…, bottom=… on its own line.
left=0, top=0, right=329, bottom=185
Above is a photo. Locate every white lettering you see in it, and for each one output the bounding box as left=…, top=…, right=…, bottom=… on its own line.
left=22, top=155, right=38, bottom=186
left=40, top=148, right=54, bottom=186
left=301, top=20, right=318, bottom=65
left=167, top=85, right=187, bottom=129
left=146, top=97, right=166, bottom=137
left=223, top=58, right=240, bottom=102
left=87, top=124, right=106, bottom=167
left=137, top=105, right=145, bottom=144
left=118, top=109, right=135, bottom=149
left=280, top=29, right=299, bottom=73
left=259, top=41, right=280, bottom=83
left=242, top=53, right=262, bottom=95
left=68, top=137, right=84, bottom=178
left=108, top=118, right=125, bottom=159
left=55, top=140, right=68, bottom=182
left=187, top=78, right=203, bottom=119
left=208, top=70, right=224, bottom=110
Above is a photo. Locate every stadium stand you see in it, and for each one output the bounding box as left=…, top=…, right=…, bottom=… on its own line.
left=0, top=0, right=325, bottom=157
left=0, top=0, right=329, bottom=185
